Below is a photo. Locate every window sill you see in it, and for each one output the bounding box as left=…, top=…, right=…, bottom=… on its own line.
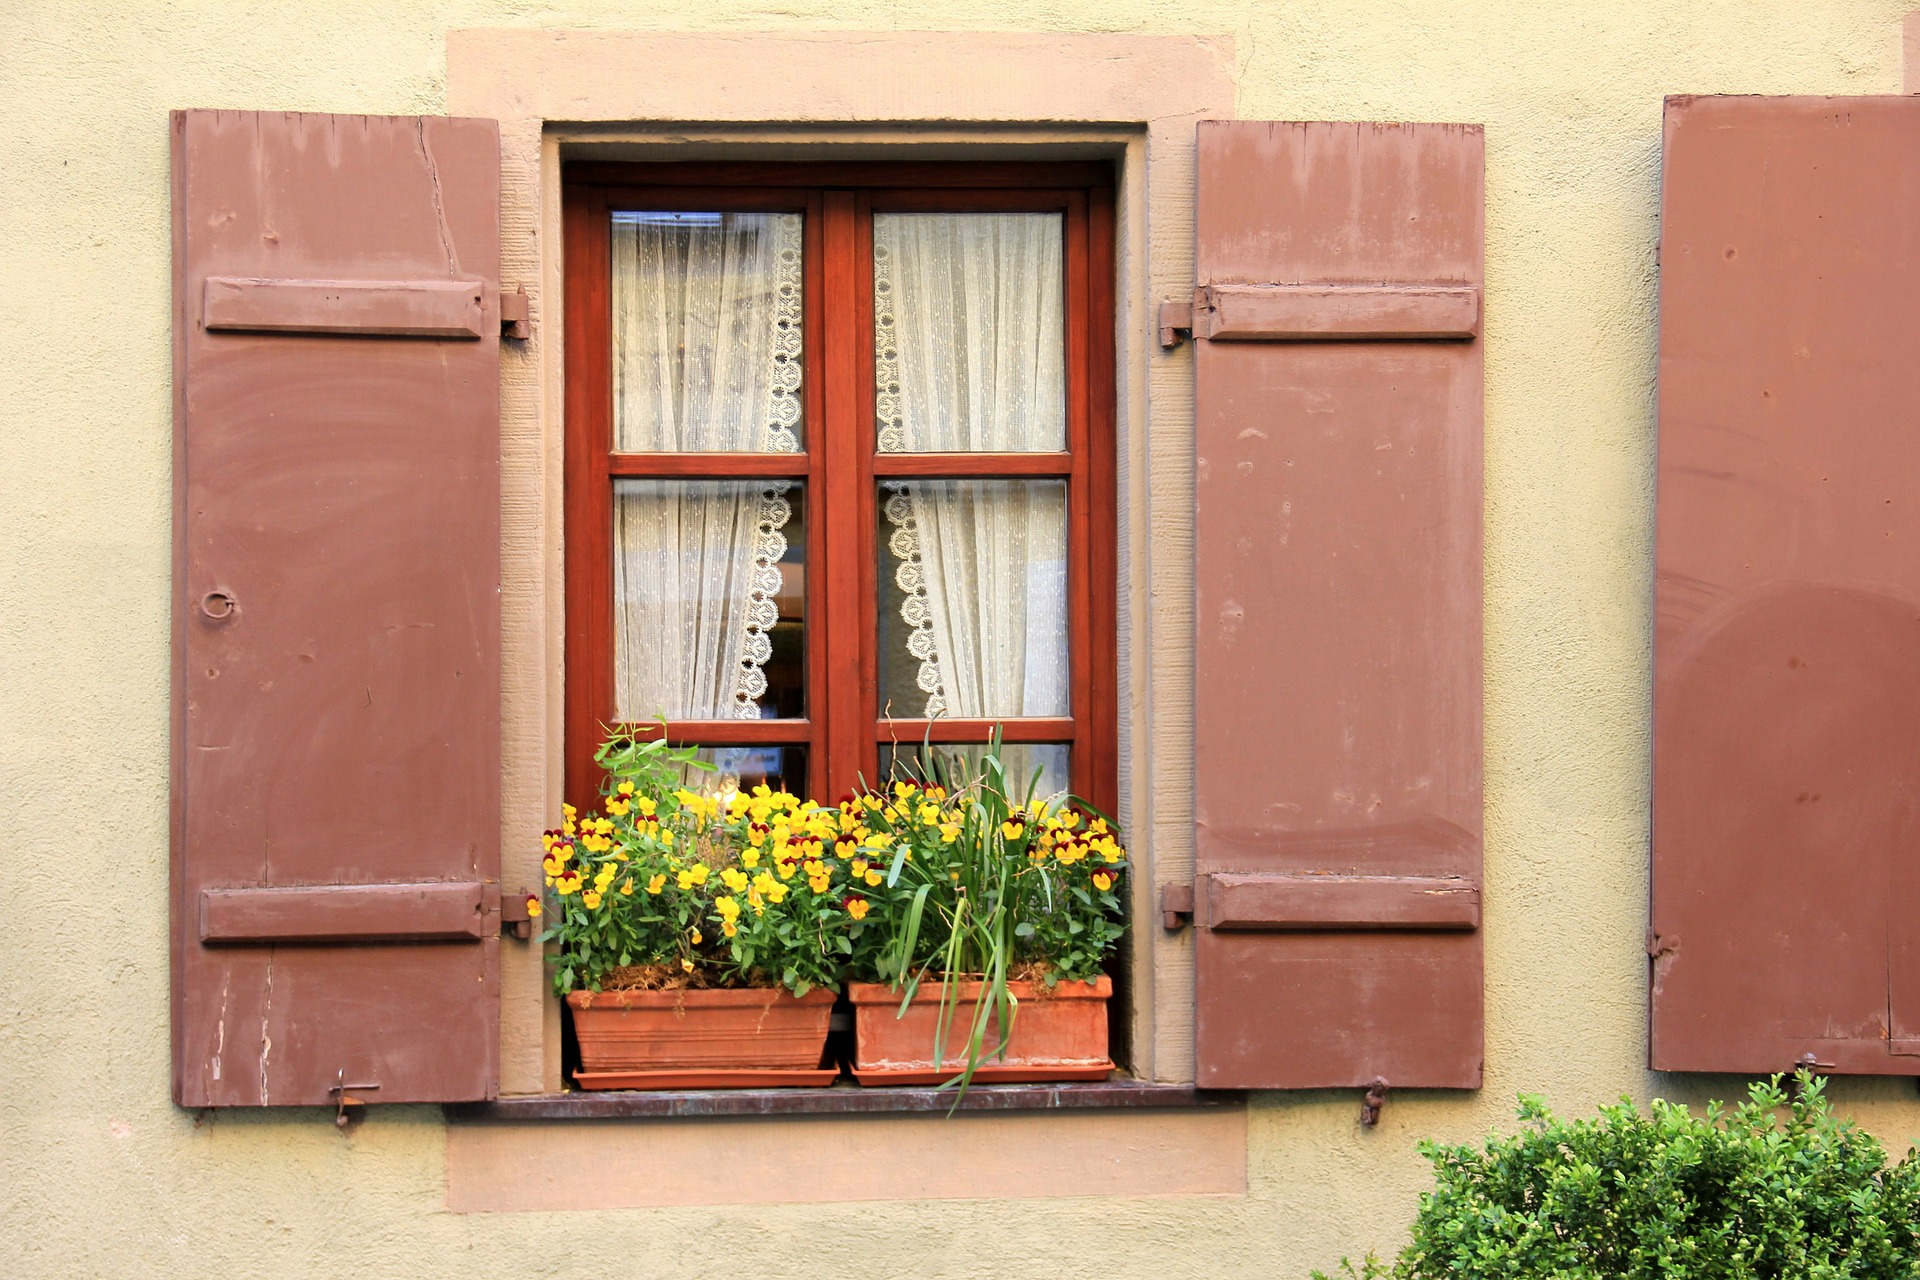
left=447, top=1079, right=1238, bottom=1120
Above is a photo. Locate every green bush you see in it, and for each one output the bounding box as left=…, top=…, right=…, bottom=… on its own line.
left=1315, top=1075, right=1920, bottom=1280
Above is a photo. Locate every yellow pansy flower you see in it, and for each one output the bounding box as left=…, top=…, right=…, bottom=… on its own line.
left=524, top=894, right=542, bottom=919
left=581, top=890, right=602, bottom=909
left=1092, top=872, right=1114, bottom=892
left=646, top=873, right=667, bottom=895
left=1001, top=820, right=1026, bottom=841
left=846, top=898, right=870, bottom=921
left=721, top=868, right=749, bottom=893
left=689, top=928, right=702, bottom=945
left=864, top=869, right=883, bottom=887
left=554, top=869, right=581, bottom=896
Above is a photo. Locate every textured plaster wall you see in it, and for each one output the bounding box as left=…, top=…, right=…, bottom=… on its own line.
left=5, top=2, right=1920, bottom=1277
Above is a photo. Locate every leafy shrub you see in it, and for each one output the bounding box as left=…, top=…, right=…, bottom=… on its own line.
left=1315, top=1075, right=1920, bottom=1280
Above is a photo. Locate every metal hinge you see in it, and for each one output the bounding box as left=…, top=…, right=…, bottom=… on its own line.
left=1158, top=298, right=1194, bottom=349
left=501, top=888, right=537, bottom=941
left=500, top=284, right=531, bottom=340
left=1159, top=882, right=1195, bottom=930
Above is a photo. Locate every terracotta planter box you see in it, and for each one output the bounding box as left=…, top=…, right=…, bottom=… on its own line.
left=566, top=986, right=837, bottom=1089
left=848, top=975, right=1114, bottom=1085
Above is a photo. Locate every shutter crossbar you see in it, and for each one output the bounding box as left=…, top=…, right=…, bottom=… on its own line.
left=203, top=276, right=489, bottom=338
left=1195, top=283, right=1479, bottom=342
left=1202, top=873, right=1480, bottom=931
left=199, top=881, right=500, bottom=943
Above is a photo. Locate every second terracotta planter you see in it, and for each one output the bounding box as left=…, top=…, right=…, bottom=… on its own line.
left=848, top=975, right=1114, bottom=1085
left=567, top=985, right=837, bottom=1089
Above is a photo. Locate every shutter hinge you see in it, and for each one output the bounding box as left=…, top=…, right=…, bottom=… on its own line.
left=500, top=284, right=531, bottom=340
left=501, top=889, right=537, bottom=940
left=1158, top=298, right=1194, bottom=349
left=1159, top=882, right=1195, bottom=930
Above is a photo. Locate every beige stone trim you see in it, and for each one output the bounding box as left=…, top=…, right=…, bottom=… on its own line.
left=446, top=1108, right=1246, bottom=1211
left=448, top=29, right=1236, bottom=1096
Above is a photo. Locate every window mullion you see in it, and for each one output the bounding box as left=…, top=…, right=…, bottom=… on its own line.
left=820, top=190, right=866, bottom=801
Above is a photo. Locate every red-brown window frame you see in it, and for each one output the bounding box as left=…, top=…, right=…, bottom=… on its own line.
left=562, top=162, right=1117, bottom=815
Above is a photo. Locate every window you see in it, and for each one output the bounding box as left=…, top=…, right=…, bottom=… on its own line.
left=563, top=164, right=1117, bottom=815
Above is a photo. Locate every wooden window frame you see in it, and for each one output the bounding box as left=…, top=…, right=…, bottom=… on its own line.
left=562, top=162, right=1118, bottom=815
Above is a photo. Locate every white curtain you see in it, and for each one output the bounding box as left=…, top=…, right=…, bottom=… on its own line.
left=874, top=213, right=1069, bottom=720
left=611, top=212, right=802, bottom=721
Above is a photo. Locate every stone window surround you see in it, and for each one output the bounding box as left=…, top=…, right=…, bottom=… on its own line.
left=446, top=28, right=1237, bottom=1098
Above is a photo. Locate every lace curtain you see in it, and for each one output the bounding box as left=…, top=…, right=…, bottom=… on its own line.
left=611, top=212, right=802, bottom=722
left=874, top=213, right=1069, bottom=720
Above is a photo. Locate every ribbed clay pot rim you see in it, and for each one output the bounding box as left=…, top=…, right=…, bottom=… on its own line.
left=845, top=975, right=1112, bottom=1005
left=566, top=985, right=837, bottom=1010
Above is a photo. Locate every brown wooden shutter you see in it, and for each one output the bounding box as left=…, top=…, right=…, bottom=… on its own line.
left=171, top=111, right=503, bottom=1107
left=1652, top=96, right=1920, bottom=1076
left=1190, top=121, right=1485, bottom=1090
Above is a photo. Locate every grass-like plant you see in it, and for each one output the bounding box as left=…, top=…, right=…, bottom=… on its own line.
left=845, top=730, right=1127, bottom=1094
left=1314, top=1074, right=1920, bottom=1280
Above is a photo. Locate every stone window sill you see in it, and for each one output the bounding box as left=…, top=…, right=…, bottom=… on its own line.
left=447, top=1079, right=1238, bottom=1120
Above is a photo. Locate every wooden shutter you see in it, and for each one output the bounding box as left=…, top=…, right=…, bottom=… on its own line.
left=171, top=111, right=503, bottom=1107
left=1190, top=122, right=1485, bottom=1089
left=1652, top=96, right=1920, bottom=1076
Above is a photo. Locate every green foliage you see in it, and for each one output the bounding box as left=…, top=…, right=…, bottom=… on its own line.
left=1313, top=1075, right=1920, bottom=1280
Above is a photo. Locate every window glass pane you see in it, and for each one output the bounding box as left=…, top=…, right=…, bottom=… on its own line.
left=680, top=745, right=808, bottom=798
left=612, top=211, right=803, bottom=453
left=614, top=480, right=805, bottom=721
left=879, top=743, right=1070, bottom=804
left=873, top=213, right=1065, bottom=453
left=876, top=479, right=1068, bottom=719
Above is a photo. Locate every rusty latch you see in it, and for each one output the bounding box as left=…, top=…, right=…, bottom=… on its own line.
left=330, top=1069, right=380, bottom=1129
left=1159, top=883, right=1195, bottom=931
left=1158, top=299, right=1194, bottom=349
left=501, top=889, right=537, bottom=941
left=1360, top=1077, right=1389, bottom=1127
left=1786, top=1054, right=1834, bottom=1101
left=500, top=285, right=531, bottom=340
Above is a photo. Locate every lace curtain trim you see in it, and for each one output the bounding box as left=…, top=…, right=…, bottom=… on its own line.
left=881, top=483, right=948, bottom=718
left=763, top=215, right=805, bottom=454
left=732, top=215, right=804, bottom=717
left=874, top=228, right=946, bottom=716
left=873, top=233, right=911, bottom=455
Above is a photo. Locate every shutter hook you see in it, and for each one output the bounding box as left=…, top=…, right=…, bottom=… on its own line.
left=1359, top=1077, right=1389, bottom=1127
left=1785, top=1053, right=1832, bottom=1101
left=329, top=1068, right=380, bottom=1129
left=200, top=590, right=237, bottom=620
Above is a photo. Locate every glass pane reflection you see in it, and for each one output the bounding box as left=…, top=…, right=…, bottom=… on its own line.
left=873, top=212, right=1065, bottom=453
left=877, top=742, right=1071, bottom=804
left=614, top=480, right=805, bottom=722
left=876, top=479, right=1067, bottom=720
left=612, top=210, right=803, bottom=453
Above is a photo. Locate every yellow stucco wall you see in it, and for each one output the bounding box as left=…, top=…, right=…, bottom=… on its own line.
left=6, top=1, right=1920, bottom=1276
